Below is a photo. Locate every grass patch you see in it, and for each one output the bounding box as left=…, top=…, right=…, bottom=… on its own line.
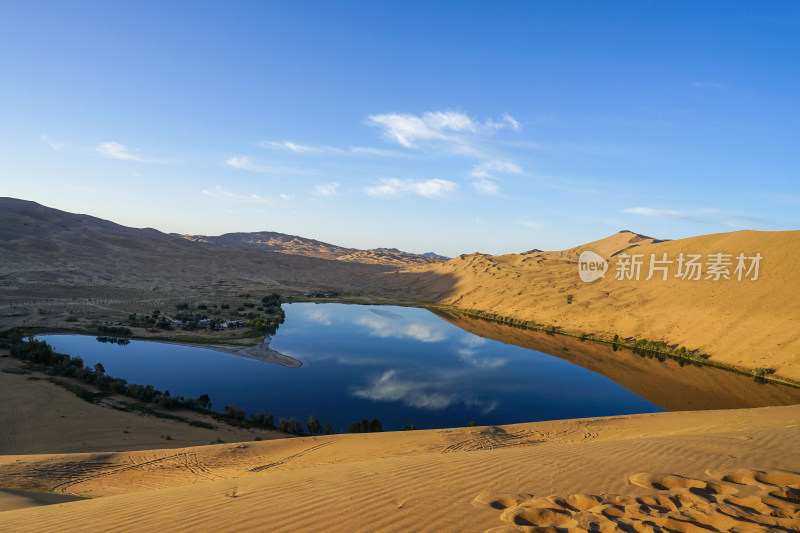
left=50, top=378, right=104, bottom=403
left=1, top=367, right=31, bottom=375
left=114, top=401, right=216, bottom=430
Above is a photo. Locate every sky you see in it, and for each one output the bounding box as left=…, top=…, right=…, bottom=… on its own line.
left=1, top=1, right=798, bottom=256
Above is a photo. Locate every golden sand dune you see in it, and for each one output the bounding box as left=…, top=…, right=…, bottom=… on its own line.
left=0, top=405, right=798, bottom=531
left=479, top=469, right=800, bottom=532
left=410, top=229, right=800, bottom=380
left=0, top=356, right=284, bottom=455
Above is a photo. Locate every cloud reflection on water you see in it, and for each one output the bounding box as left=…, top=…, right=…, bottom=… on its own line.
left=355, top=315, right=448, bottom=343
left=352, top=368, right=499, bottom=414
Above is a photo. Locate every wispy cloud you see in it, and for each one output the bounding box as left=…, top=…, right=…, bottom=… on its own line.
left=96, top=141, right=168, bottom=163
left=470, top=160, right=522, bottom=179
left=260, top=140, right=402, bottom=158
left=691, top=81, right=724, bottom=89
left=518, top=220, right=542, bottom=229
left=367, top=110, right=519, bottom=150
left=472, top=180, right=500, bottom=196
left=621, top=207, right=685, bottom=218
left=314, top=182, right=340, bottom=197
left=621, top=206, right=774, bottom=229
left=259, top=141, right=340, bottom=154
left=225, top=155, right=305, bottom=175
left=41, top=134, right=67, bottom=151
left=364, top=178, right=457, bottom=199
left=468, top=159, right=522, bottom=195
left=472, top=180, right=499, bottom=196
left=202, top=185, right=270, bottom=204
left=348, top=146, right=402, bottom=157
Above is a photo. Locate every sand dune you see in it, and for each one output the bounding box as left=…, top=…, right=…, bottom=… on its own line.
left=411, top=229, right=800, bottom=380
left=0, top=405, right=798, bottom=531
left=0, top=355, right=285, bottom=455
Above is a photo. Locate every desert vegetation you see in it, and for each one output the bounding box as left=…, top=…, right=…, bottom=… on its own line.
left=1, top=328, right=384, bottom=436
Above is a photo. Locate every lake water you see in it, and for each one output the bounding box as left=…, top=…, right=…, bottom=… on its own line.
left=38, top=303, right=679, bottom=432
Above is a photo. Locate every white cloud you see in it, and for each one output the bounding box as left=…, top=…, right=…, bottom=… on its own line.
left=96, top=141, right=167, bottom=163
left=41, top=134, right=66, bottom=151
left=691, top=81, right=723, bottom=89
left=503, top=112, right=520, bottom=130
left=260, top=140, right=402, bottom=158
left=259, top=141, right=340, bottom=154
left=367, top=111, right=474, bottom=148
left=368, top=110, right=517, bottom=149
left=485, top=112, right=521, bottom=132
left=226, top=155, right=260, bottom=171
left=364, top=178, right=457, bottom=199
left=470, top=160, right=522, bottom=179
left=472, top=180, right=499, bottom=196
left=202, top=186, right=270, bottom=204
left=279, top=193, right=291, bottom=200
left=314, top=182, right=340, bottom=197
left=518, top=220, right=542, bottom=229
left=225, top=155, right=305, bottom=175
left=620, top=207, right=773, bottom=229
left=621, top=207, right=685, bottom=218
left=348, top=146, right=403, bottom=157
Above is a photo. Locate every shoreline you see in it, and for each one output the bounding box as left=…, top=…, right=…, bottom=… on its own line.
left=37, top=332, right=303, bottom=369
left=191, top=334, right=303, bottom=368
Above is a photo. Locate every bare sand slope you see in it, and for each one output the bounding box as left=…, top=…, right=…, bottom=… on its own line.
left=411, top=230, right=800, bottom=380
left=0, top=357, right=284, bottom=455
left=1, top=405, right=798, bottom=531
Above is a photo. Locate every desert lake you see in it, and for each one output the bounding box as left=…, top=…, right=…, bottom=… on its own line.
left=36, top=303, right=800, bottom=432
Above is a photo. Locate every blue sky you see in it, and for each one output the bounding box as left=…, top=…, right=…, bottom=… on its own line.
left=1, top=1, right=798, bottom=256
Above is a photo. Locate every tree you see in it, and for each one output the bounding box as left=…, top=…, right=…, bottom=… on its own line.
left=225, top=405, right=245, bottom=421
left=369, top=418, right=383, bottom=433
left=324, top=423, right=333, bottom=435
left=360, top=418, right=369, bottom=433
left=93, top=362, right=105, bottom=374
left=307, top=415, right=322, bottom=435
left=197, top=393, right=212, bottom=410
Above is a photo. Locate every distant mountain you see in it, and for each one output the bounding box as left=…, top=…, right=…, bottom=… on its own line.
left=180, top=232, right=447, bottom=267
left=0, top=198, right=440, bottom=293
left=421, top=252, right=451, bottom=261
